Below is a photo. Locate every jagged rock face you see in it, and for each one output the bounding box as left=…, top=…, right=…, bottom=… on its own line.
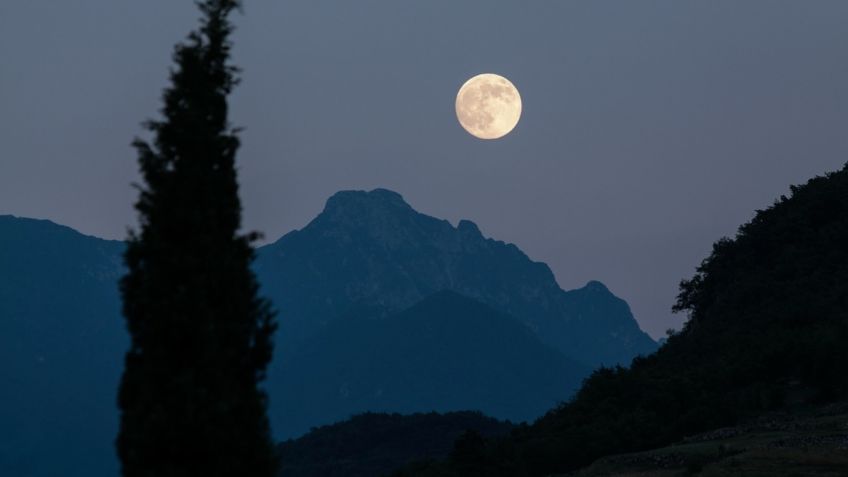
left=256, top=188, right=656, bottom=367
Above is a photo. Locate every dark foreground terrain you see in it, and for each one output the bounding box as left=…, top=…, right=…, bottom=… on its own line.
left=569, top=402, right=848, bottom=477
left=278, top=411, right=513, bottom=477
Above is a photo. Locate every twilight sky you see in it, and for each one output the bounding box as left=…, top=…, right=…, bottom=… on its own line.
left=2, top=1, right=847, bottom=338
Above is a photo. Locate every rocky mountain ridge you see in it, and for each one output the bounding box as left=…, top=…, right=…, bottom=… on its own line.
left=257, top=188, right=657, bottom=367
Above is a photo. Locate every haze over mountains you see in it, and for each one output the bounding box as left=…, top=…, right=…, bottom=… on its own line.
left=0, top=189, right=655, bottom=476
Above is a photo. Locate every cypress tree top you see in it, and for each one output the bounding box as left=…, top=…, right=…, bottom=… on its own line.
left=117, top=1, right=278, bottom=475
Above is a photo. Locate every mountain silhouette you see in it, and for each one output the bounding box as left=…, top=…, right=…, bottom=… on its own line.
left=256, top=188, right=656, bottom=369
left=0, top=215, right=125, bottom=477
left=0, top=189, right=654, bottom=475
left=273, top=290, right=588, bottom=438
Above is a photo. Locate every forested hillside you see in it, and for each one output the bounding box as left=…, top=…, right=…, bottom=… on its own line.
left=398, top=164, right=848, bottom=476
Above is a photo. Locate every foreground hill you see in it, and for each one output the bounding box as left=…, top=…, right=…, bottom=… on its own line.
left=278, top=411, right=513, bottom=477
left=570, top=402, right=848, bottom=477
left=0, top=216, right=125, bottom=477
left=275, top=291, right=588, bottom=437
left=257, top=188, right=656, bottom=369
left=399, top=164, right=848, bottom=476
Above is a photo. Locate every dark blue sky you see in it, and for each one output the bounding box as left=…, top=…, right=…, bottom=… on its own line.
left=2, top=1, right=847, bottom=337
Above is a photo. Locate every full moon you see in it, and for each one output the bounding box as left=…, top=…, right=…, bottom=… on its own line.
left=455, top=73, right=522, bottom=140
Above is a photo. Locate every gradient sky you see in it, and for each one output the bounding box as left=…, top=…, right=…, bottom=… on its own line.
left=2, top=1, right=847, bottom=338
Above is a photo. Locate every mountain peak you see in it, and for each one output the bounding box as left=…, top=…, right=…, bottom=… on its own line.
left=323, top=188, right=412, bottom=215
left=307, top=188, right=426, bottom=244
left=582, top=280, right=611, bottom=294
left=457, top=219, right=482, bottom=237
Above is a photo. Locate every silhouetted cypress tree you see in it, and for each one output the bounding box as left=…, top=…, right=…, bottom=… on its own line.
left=116, top=1, right=278, bottom=475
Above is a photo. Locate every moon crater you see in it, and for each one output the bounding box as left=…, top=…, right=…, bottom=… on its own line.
left=455, top=73, right=522, bottom=140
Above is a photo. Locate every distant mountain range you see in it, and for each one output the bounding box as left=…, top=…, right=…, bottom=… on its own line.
left=257, top=189, right=656, bottom=367
left=0, top=216, right=125, bottom=477
left=257, top=188, right=655, bottom=437
left=0, top=188, right=655, bottom=476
